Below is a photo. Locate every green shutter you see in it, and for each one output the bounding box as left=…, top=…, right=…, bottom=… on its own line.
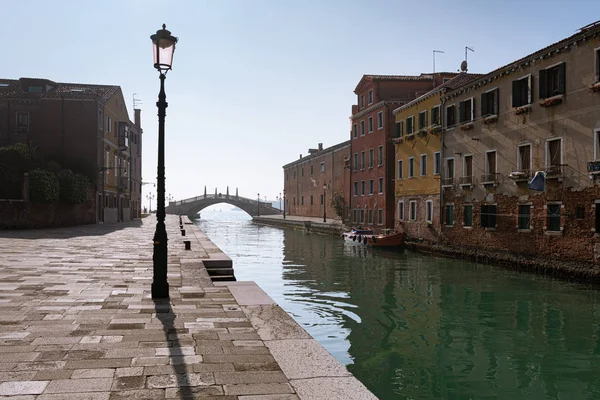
left=539, top=69, right=548, bottom=99
left=471, top=98, right=476, bottom=120
left=459, top=101, right=464, bottom=123
left=494, top=89, right=499, bottom=114
left=528, top=75, right=533, bottom=104
left=394, top=122, right=400, bottom=138
left=425, top=110, right=428, bottom=127
left=399, top=121, right=403, bottom=136
left=558, top=63, right=566, bottom=95
left=481, top=93, right=488, bottom=116
left=512, top=80, right=520, bottom=107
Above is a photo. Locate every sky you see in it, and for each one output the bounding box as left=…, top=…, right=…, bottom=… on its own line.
left=4, top=0, right=599, bottom=202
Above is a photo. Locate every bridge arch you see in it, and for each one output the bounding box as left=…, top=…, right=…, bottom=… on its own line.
left=166, top=193, right=280, bottom=219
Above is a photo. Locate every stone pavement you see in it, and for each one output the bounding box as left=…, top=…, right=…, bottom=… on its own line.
left=0, top=215, right=376, bottom=399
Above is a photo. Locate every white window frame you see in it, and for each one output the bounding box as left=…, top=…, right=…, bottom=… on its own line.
left=377, top=145, right=384, bottom=166
left=426, top=200, right=433, bottom=223
left=461, top=97, right=474, bottom=123
left=433, top=151, right=441, bottom=175
left=368, top=117, right=373, bottom=133
left=545, top=137, right=563, bottom=167
left=406, top=116, right=414, bottom=134
left=353, top=153, right=358, bottom=170
left=595, top=129, right=600, bottom=161
left=397, top=160, right=403, bottom=179
left=361, top=180, right=365, bottom=196
left=515, top=74, right=532, bottom=106
left=485, top=150, right=497, bottom=175
left=352, top=123, right=358, bottom=139
left=446, top=157, right=455, bottom=179
left=517, top=143, right=532, bottom=171
left=360, top=95, right=365, bottom=108
left=106, top=115, right=111, bottom=132
left=361, top=151, right=366, bottom=170
left=463, top=154, right=473, bottom=177
left=114, top=155, right=118, bottom=184
left=369, top=179, right=374, bottom=195
left=445, top=103, right=456, bottom=128
left=408, top=157, right=415, bottom=178
left=320, top=162, right=325, bottom=172
left=483, top=87, right=499, bottom=116
left=368, top=90, right=373, bottom=104
left=360, top=120, right=365, bottom=136
left=418, top=110, right=428, bottom=130
left=353, top=181, right=358, bottom=196
left=377, top=111, right=384, bottom=130
left=377, top=209, right=384, bottom=225
left=105, top=151, right=109, bottom=184
left=409, top=200, right=417, bottom=221
left=369, top=148, right=374, bottom=168
left=378, top=177, right=384, bottom=194
left=398, top=200, right=405, bottom=221
left=431, top=105, right=441, bottom=125
left=420, top=154, right=427, bottom=176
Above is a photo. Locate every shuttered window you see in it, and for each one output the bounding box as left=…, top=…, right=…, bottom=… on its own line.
left=539, top=63, right=566, bottom=99
left=512, top=76, right=532, bottom=107
left=481, top=89, right=499, bottom=116
left=464, top=205, right=473, bottom=227
left=446, top=105, right=456, bottom=127
left=394, top=121, right=404, bottom=138
left=481, top=205, right=497, bottom=228
left=459, top=98, right=474, bottom=123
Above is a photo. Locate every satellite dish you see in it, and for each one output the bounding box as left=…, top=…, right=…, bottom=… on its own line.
left=460, top=60, right=468, bottom=72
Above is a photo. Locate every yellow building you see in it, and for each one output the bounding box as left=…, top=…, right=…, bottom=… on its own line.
left=392, top=74, right=479, bottom=241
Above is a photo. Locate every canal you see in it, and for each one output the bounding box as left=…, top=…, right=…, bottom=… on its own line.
left=196, top=208, right=600, bottom=400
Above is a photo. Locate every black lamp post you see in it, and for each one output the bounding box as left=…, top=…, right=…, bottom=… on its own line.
left=278, top=192, right=282, bottom=214
left=283, top=189, right=286, bottom=219
left=150, top=24, right=178, bottom=299
left=323, top=184, right=327, bottom=223
left=146, top=193, right=155, bottom=213
left=257, top=193, right=260, bottom=217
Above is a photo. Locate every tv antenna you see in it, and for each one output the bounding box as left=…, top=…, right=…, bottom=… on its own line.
left=433, top=50, right=444, bottom=88
left=133, top=93, right=143, bottom=109
left=461, top=47, right=474, bottom=72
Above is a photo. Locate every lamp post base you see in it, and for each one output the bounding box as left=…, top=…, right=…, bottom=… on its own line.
left=151, top=281, right=169, bottom=299
left=152, top=222, right=169, bottom=299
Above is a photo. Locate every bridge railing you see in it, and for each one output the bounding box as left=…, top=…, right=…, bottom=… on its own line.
left=168, top=193, right=275, bottom=208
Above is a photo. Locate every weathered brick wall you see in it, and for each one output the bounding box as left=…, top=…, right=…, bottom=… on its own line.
left=442, top=185, right=600, bottom=263
left=397, top=194, right=441, bottom=243
left=0, top=200, right=96, bottom=229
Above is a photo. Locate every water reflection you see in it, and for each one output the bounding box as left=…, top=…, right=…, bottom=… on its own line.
left=197, top=209, right=600, bottom=400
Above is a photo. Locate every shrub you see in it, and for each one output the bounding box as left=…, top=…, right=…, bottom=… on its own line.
left=331, top=192, right=345, bottom=219
left=29, top=169, right=59, bottom=203
left=0, top=142, right=32, bottom=172
left=58, top=170, right=90, bottom=204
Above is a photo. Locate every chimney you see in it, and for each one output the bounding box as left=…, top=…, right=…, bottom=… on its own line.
left=299, top=154, right=302, bottom=159
left=134, top=109, right=141, bottom=128
left=318, top=143, right=323, bottom=151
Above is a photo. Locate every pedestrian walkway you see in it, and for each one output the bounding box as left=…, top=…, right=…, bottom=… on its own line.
left=254, top=213, right=343, bottom=227
left=0, top=215, right=375, bottom=399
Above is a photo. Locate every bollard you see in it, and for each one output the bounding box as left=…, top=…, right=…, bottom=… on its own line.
left=181, top=229, right=186, bottom=236
left=184, top=240, right=191, bottom=250
left=180, top=225, right=183, bottom=230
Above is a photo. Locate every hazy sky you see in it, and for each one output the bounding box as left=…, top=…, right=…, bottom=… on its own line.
left=4, top=1, right=598, bottom=202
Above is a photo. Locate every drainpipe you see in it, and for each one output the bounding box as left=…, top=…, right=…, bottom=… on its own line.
left=439, top=91, right=446, bottom=243
left=6, top=100, right=10, bottom=144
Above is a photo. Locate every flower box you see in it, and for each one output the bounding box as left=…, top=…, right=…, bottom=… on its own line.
left=460, top=122, right=474, bottom=131
left=483, top=114, right=498, bottom=124
left=590, top=82, right=600, bottom=93
left=417, top=129, right=428, bottom=137
left=539, top=94, right=563, bottom=108
left=429, top=124, right=441, bottom=135
left=515, top=105, right=532, bottom=115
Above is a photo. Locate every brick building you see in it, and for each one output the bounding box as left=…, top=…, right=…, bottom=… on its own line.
left=350, top=74, right=455, bottom=231
left=440, top=21, right=600, bottom=263
left=283, top=141, right=350, bottom=220
left=0, top=77, right=142, bottom=223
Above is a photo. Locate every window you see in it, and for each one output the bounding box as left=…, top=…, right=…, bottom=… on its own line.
left=301, top=196, right=304, bottom=205
left=16, top=112, right=29, bottom=132
left=481, top=88, right=499, bottom=116
left=596, top=47, right=600, bottom=82
left=311, top=195, right=314, bottom=206
left=301, top=167, right=304, bottom=177
left=446, top=105, right=456, bottom=127
left=360, top=121, right=365, bottom=136
left=546, top=138, right=562, bottom=167
left=368, top=90, right=373, bottom=104
left=418, top=110, right=428, bottom=130
left=464, top=205, right=473, bottom=227
left=114, top=155, right=118, bottom=184
left=463, top=155, right=473, bottom=182
left=518, top=205, right=531, bottom=230
left=353, top=153, right=358, bottom=171
left=293, top=170, right=297, bottom=179
left=377, top=146, right=384, bottom=166
left=368, top=209, right=373, bottom=224
left=361, top=151, right=366, bottom=169
left=360, top=95, right=365, bottom=108
left=369, top=148, right=374, bottom=168
left=98, top=109, right=104, bottom=129
left=361, top=181, right=365, bottom=196
left=369, top=179, right=374, bottom=195
left=293, top=197, right=296, bottom=206
left=105, top=151, right=109, bottom=184
left=310, top=165, right=314, bottom=175
left=377, top=111, right=384, bottom=129
left=420, top=154, right=427, bottom=176
left=353, top=124, right=358, bottom=139
left=434, top=152, right=441, bottom=175
left=394, top=121, right=404, bottom=138
left=446, top=158, right=455, bottom=181
left=484, top=151, right=497, bottom=182
left=408, top=157, right=415, bottom=178
left=410, top=201, right=417, bottom=221
left=360, top=208, right=365, bottom=223
left=353, top=209, right=357, bottom=223
left=397, top=160, right=403, bottom=179
left=319, top=194, right=323, bottom=205
left=445, top=204, right=454, bottom=226
left=481, top=204, right=497, bottom=228
left=540, top=63, right=566, bottom=98
left=398, top=201, right=405, bottom=221
left=320, top=162, right=325, bottom=172
left=547, top=203, right=561, bottom=232
left=106, top=115, right=111, bottom=132
left=459, top=98, right=474, bottom=123
left=354, top=181, right=358, bottom=196
left=378, top=177, right=383, bottom=194
left=595, top=129, right=600, bottom=160
left=431, top=105, right=440, bottom=125
left=426, top=200, right=433, bottom=223
left=368, top=117, right=373, bottom=133
left=518, top=144, right=531, bottom=172
left=512, top=75, right=532, bottom=107
left=378, top=209, right=383, bottom=225
left=406, top=116, right=414, bottom=134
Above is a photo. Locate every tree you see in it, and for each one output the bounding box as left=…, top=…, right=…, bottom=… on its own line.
left=331, top=192, right=345, bottom=219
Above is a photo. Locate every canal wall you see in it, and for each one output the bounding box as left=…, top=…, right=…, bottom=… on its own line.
left=252, top=215, right=345, bottom=235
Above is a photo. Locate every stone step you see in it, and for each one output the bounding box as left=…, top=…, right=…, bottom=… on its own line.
left=206, top=268, right=234, bottom=276
left=210, top=274, right=236, bottom=282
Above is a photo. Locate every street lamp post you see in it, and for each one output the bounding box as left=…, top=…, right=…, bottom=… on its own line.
left=283, top=189, right=286, bottom=219
left=257, top=193, right=260, bottom=217
left=146, top=193, right=155, bottom=213
left=323, top=184, right=327, bottom=223
left=150, top=24, right=178, bottom=299
left=278, top=192, right=282, bottom=214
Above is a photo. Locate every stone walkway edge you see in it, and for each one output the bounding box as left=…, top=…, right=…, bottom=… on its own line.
left=0, top=214, right=376, bottom=400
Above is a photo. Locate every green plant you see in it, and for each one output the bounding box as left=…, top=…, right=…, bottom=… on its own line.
left=29, top=169, right=59, bottom=203
left=331, top=192, right=345, bottom=219
left=0, top=142, right=32, bottom=172
left=58, top=170, right=90, bottom=204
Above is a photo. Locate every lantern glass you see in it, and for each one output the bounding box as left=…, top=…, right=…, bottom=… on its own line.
left=151, top=25, right=178, bottom=72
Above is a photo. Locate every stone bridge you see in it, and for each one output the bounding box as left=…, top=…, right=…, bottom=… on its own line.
left=166, top=193, right=280, bottom=219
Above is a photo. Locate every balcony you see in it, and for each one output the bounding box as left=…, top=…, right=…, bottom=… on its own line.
left=587, top=160, right=600, bottom=175
left=545, top=164, right=564, bottom=179
left=459, top=176, right=473, bottom=187
left=481, top=173, right=500, bottom=186
left=508, top=170, right=531, bottom=182
left=441, top=177, right=455, bottom=188
left=118, top=135, right=129, bottom=151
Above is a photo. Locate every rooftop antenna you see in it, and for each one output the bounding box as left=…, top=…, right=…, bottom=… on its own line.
left=461, top=47, right=474, bottom=72
left=133, top=93, right=143, bottom=110
left=433, top=50, right=444, bottom=88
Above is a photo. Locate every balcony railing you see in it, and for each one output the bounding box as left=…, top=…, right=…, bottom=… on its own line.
left=441, top=177, right=455, bottom=187
left=481, top=173, right=500, bottom=184
left=459, top=176, right=473, bottom=186
left=508, top=169, right=531, bottom=181
left=546, top=164, right=564, bottom=178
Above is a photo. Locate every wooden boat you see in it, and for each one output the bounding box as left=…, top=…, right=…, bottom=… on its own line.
left=342, top=227, right=374, bottom=245
left=342, top=227, right=405, bottom=248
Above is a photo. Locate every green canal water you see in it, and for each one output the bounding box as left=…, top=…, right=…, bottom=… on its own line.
left=196, top=208, right=600, bottom=400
